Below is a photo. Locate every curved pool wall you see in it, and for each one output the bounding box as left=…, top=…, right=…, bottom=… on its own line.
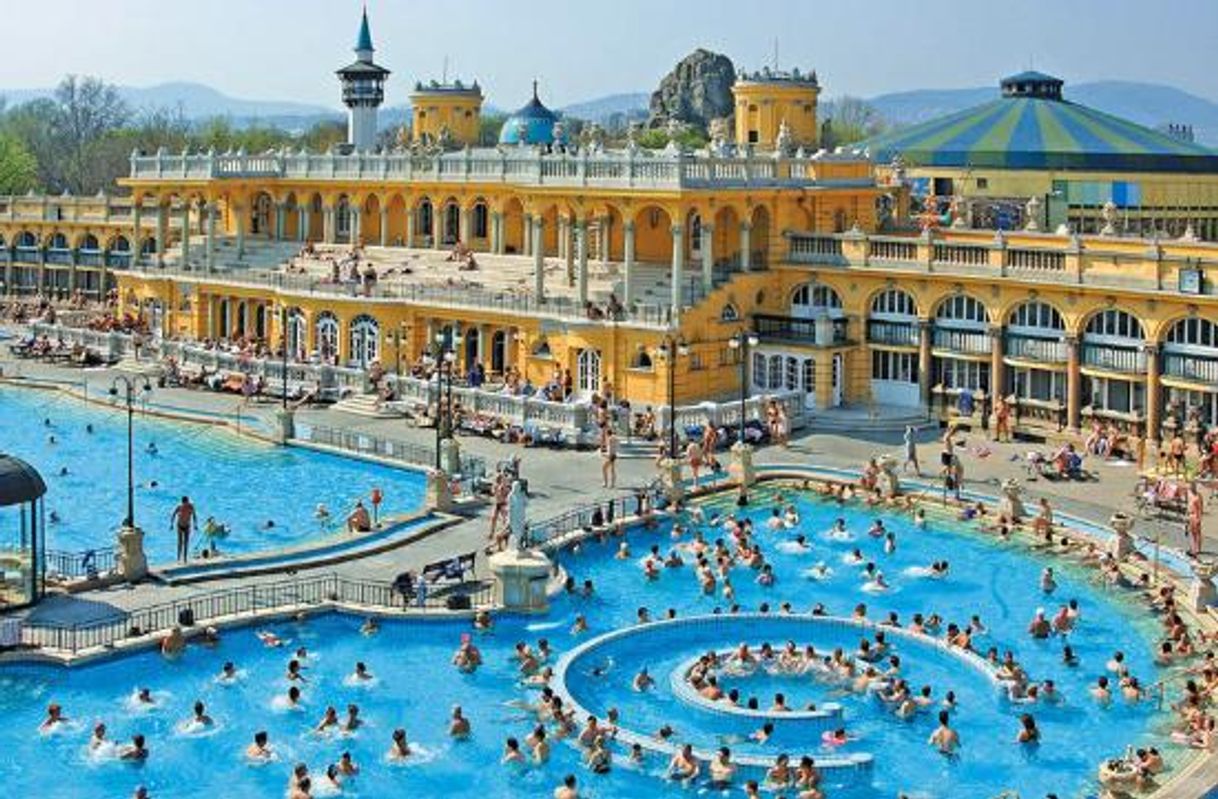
left=668, top=652, right=845, bottom=726
left=0, top=384, right=427, bottom=569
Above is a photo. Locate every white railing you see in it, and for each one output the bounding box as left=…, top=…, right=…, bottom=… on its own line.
left=658, top=389, right=809, bottom=435
left=128, top=148, right=868, bottom=191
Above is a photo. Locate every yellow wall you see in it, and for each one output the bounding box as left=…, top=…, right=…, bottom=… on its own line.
left=732, top=80, right=820, bottom=149
left=410, top=89, right=483, bottom=146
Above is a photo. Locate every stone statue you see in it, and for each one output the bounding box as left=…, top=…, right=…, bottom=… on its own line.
left=1100, top=200, right=1118, bottom=237
left=625, top=122, right=641, bottom=153
left=950, top=196, right=969, bottom=229
left=1109, top=512, right=1135, bottom=561
left=998, top=478, right=1026, bottom=521
left=507, top=479, right=529, bottom=551
left=875, top=455, right=900, bottom=499
left=1023, top=195, right=1042, bottom=232
left=774, top=118, right=793, bottom=157
left=708, top=117, right=730, bottom=154
left=665, top=117, right=685, bottom=141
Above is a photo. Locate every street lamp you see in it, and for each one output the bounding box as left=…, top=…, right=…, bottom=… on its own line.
left=277, top=305, right=290, bottom=410
left=656, top=336, right=690, bottom=460
left=433, top=328, right=463, bottom=471
left=727, top=331, right=760, bottom=445
left=109, top=375, right=152, bottom=528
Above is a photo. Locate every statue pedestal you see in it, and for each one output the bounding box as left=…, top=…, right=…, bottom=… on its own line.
left=488, top=549, right=552, bottom=613
left=116, top=524, right=148, bottom=583
left=425, top=469, right=453, bottom=513
left=658, top=457, right=685, bottom=504
left=729, top=441, right=756, bottom=488
left=439, top=437, right=462, bottom=476
left=1110, top=512, right=1136, bottom=561
left=274, top=408, right=295, bottom=445
left=877, top=454, right=901, bottom=498
left=1188, top=562, right=1218, bottom=613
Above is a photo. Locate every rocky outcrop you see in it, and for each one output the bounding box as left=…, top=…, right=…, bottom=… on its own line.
left=647, top=49, right=736, bottom=134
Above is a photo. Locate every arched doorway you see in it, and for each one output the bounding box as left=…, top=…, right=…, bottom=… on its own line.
left=577, top=349, right=602, bottom=396
left=251, top=192, right=273, bottom=236
left=632, top=205, right=674, bottom=263
left=463, top=327, right=480, bottom=371
left=349, top=314, right=380, bottom=368
left=417, top=199, right=434, bottom=246
left=490, top=330, right=508, bottom=374
left=316, top=312, right=340, bottom=363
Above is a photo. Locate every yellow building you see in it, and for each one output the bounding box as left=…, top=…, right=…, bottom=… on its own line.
left=409, top=80, right=484, bottom=147
left=732, top=67, right=820, bottom=149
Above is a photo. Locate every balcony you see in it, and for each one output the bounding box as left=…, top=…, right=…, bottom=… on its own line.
left=1164, top=352, right=1218, bottom=386
left=1081, top=343, right=1147, bottom=374
left=867, top=320, right=919, bottom=347
left=754, top=313, right=849, bottom=346
left=1005, top=335, right=1067, bottom=363
left=932, top=328, right=991, bottom=355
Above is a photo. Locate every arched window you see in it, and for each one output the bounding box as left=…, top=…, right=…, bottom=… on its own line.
left=111, top=235, right=131, bottom=252
left=316, top=312, right=340, bottom=362
left=631, top=349, right=653, bottom=370
left=1008, top=300, right=1064, bottom=333
left=577, top=349, right=602, bottom=395
left=418, top=199, right=434, bottom=239
left=720, top=304, right=740, bottom=322
left=869, top=289, right=917, bottom=320
left=49, top=233, right=68, bottom=250
left=472, top=202, right=489, bottom=239
left=791, top=284, right=843, bottom=319
left=16, top=231, right=36, bottom=248
left=1166, top=317, right=1218, bottom=351
left=349, top=314, right=380, bottom=368
left=531, top=337, right=551, bottom=358
left=81, top=234, right=100, bottom=251
left=1084, top=309, right=1144, bottom=343
left=335, top=196, right=352, bottom=239
left=934, top=294, right=989, bottom=327
left=286, top=309, right=307, bottom=360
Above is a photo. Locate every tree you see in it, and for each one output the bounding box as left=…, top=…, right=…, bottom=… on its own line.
left=822, top=96, right=885, bottom=148
left=55, top=75, right=130, bottom=193
left=0, top=132, right=38, bottom=193
left=0, top=99, right=64, bottom=190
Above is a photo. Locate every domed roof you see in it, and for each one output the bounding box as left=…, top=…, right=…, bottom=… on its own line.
left=0, top=454, right=46, bottom=507
left=858, top=73, right=1218, bottom=174
left=499, top=82, right=565, bottom=146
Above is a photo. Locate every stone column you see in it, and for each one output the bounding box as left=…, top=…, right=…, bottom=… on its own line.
left=350, top=208, right=362, bottom=246
left=739, top=221, right=752, bottom=271
left=379, top=207, right=389, bottom=247
left=67, top=248, right=77, bottom=293
left=459, top=205, right=470, bottom=246
left=575, top=219, right=589, bottom=304
left=432, top=206, right=444, bottom=249
left=131, top=201, right=142, bottom=267
left=180, top=203, right=191, bottom=265
left=670, top=224, right=684, bottom=321
left=274, top=203, right=285, bottom=241
left=623, top=221, right=636, bottom=304
left=205, top=203, right=217, bottom=272
left=989, top=324, right=1005, bottom=417
left=557, top=216, right=568, bottom=260
left=532, top=218, right=545, bottom=299
left=918, top=319, right=933, bottom=408
left=406, top=208, right=416, bottom=248
left=599, top=216, right=610, bottom=266
left=1145, top=344, right=1162, bottom=447
left=297, top=207, right=308, bottom=242
left=490, top=211, right=502, bottom=254
left=323, top=205, right=336, bottom=244
left=700, top=223, right=715, bottom=291
left=1066, top=335, right=1081, bottom=433
left=523, top=215, right=532, bottom=257
left=155, top=204, right=168, bottom=266
left=234, top=204, right=246, bottom=260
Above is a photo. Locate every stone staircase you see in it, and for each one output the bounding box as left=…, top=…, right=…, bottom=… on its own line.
left=331, top=391, right=403, bottom=419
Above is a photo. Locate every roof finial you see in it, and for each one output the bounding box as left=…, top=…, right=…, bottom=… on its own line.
left=532, top=79, right=539, bottom=101
left=355, top=4, right=374, bottom=56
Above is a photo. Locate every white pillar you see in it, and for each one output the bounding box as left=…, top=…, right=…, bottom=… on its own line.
left=180, top=203, right=191, bottom=264
left=234, top=204, right=246, bottom=260
left=323, top=206, right=336, bottom=244
left=379, top=208, right=389, bottom=247
left=576, top=219, right=589, bottom=305
left=406, top=207, right=416, bottom=248
left=490, top=212, right=502, bottom=254
left=600, top=216, right=610, bottom=266
left=564, top=217, right=575, bottom=285
left=532, top=218, right=545, bottom=299
left=459, top=206, right=471, bottom=246
left=523, top=215, right=533, bottom=257
left=433, top=206, right=444, bottom=249
left=274, top=203, right=285, bottom=241
left=623, top=221, right=636, bottom=304
left=131, top=201, right=142, bottom=266
left=297, top=207, right=308, bottom=243
left=155, top=204, right=167, bottom=265
left=205, top=203, right=217, bottom=272
left=740, top=222, right=752, bottom=271
left=701, top=223, right=714, bottom=291
left=670, top=224, right=684, bottom=321
left=350, top=208, right=362, bottom=246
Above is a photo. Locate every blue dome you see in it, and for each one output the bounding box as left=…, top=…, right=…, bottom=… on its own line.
left=499, top=83, right=565, bottom=146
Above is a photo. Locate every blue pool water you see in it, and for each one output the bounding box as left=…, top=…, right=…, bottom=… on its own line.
left=0, top=483, right=1182, bottom=798
left=0, top=386, right=426, bottom=565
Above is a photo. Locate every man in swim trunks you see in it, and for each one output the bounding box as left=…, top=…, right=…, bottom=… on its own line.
left=170, top=496, right=197, bottom=562
left=346, top=501, right=372, bottom=533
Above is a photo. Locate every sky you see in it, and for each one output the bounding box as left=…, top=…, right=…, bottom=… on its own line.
left=5, top=0, right=1218, bottom=108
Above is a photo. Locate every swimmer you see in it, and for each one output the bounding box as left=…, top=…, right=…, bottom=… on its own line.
left=632, top=668, right=655, bottom=692
left=48, top=510, right=60, bottom=524
left=571, top=615, right=588, bottom=635
left=777, top=534, right=811, bottom=554
left=89, top=722, right=108, bottom=750
left=804, top=561, right=833, bottom=581
left=826, top=518, right=852, bottom=541
left=146, top=442, right=158, bottom=456
left=449, top=705, right=471, bottom=738
left=246, top=730, right=273, bottom=761
left=667, top=743, right=700, bottom=781
left=135, top=687, right=156, bottom=706
left=884, top=532, right=897, bottom=555
left=750, top=722, right=775, bottom=744
left=360, top=617, right=380, bottom=636
left=256, top=630, right=283, bottom=648
left=188, top=700, right=213, bottom=728
left=351, top=661, right=374, bottom=682
left=501, top=736, right=525, bottom=765
left=914, top=508, right=926, bottom=528
left=388, top=728, right=412, bottom=760
left=928, top=710, right=960, bottom=754
left=119, top=733, right=148, bottom=762
left=316, top=706, right=340, bottom=733
left=217, top=662, right=239, bottom=683
left=1040, top=567, right=1057, bottom=593
left=315, top=504, right=331, bottom=521
left=342, top=703, right=362, bottom=732
left=1062, top=646, right=1079, bottom=667
left=336, top=751, right=359, bottom=777
left=58, top=466, right=68, bottom=476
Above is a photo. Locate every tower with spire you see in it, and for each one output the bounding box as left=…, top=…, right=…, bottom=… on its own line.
left=336, top=7, right=390, bottom=151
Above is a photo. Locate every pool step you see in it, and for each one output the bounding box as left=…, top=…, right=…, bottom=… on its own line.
left=331, top=392, right=404, bottom=419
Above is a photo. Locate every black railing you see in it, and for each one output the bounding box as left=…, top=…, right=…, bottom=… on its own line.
left=867, top=320, right=919, bottom=347
left=20, top=572, right=493, bottom=653
left=297, top=423, right=487, bottom=480
left=525, top=487, right=663, bottom=549
left=754, top=314, right=849, bottom=345
left=45, top=548, right=118, bottom=579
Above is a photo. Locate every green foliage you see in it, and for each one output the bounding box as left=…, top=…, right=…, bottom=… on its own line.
left=0, top=132, right=38, bottom=194
left=822, top=96, right=886, bottom=148
left=479, top=114, right=506, bottom=146
left=637, top=127, right=707, bottom=151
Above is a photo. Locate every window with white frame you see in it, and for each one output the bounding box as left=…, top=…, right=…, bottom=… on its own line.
left=872, top=350, right=918, bottom=383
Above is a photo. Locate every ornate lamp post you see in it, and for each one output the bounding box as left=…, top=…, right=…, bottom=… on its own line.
left=655, top=336, right=689, bottom=503
left=727, top=331, right=760, bottom=503
left=433, top=328, right=463, bottom=473
left=109, top=375, right=152, bottom=582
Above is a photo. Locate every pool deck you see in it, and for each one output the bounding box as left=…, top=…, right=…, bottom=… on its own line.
left=3, top=351, right=1218, bottom=796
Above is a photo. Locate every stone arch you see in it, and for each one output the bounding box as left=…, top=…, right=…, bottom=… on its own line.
left=415, top=196, right=435, bottom=246
left=47, top=232, right=70, bottom=251
left=384, top=193, right=408, bottom=246
left=361, top=194, right=382, bottom=246
left=249, top=190, right=274, bottom=237
left=1081, top=307, right=1146, bottom=342
left=501, top=196, right=526, bottom=254
left=280, top=192, right=300, bottom=241
left=78, top=232, right=102, bottom=251
left=439, top=196, right=461, bottom=246
left=632, top=204, right=674, bottom=263
left=467, top=196, right=491, bottom=244
left=14, top=230, right=37, bottom=249
left=1005, top=299, right=1066, bottom=334
left=790, top=281, right=845, bottom=319
left=712, top=205, right=743, bottom=267
left=749, top=205, right=772, bottom=267
left=932, top=293, right=992, bottom=326
left=306, top=192, right=325, bottom=242
left=867, top=286, right=920, bottom=319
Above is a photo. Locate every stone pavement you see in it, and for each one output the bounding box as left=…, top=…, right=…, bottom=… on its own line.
left=0, top=350, right=1210, bottom=630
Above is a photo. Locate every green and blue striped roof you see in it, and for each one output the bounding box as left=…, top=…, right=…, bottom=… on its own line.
left=858, top=74, right=1218, bottom=174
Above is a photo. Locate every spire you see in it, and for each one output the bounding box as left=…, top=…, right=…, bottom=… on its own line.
left=532, top=79, right=539, bottom=101
left=355, top=6, right=374, bottom=59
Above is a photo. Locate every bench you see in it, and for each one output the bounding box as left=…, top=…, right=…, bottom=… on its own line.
left=421, top=552, right=477, bottom=585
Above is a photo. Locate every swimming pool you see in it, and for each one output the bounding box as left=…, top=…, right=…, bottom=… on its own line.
left=0, top=482, right=1186, bottom=798
left=0, top=386, right=426, bottom=566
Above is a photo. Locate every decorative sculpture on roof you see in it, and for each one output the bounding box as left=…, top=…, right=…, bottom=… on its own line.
left=707, top=117, right=731, bottom=156
left=1023, top=194, right=1042, bottom=232
left=1099, top=200, right=1118, bottom=237
left=625, top=122, right=641, bottom=154
left=664, top=118, right=687, bottom=155
left=774, top=118, right=793, bottom=157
